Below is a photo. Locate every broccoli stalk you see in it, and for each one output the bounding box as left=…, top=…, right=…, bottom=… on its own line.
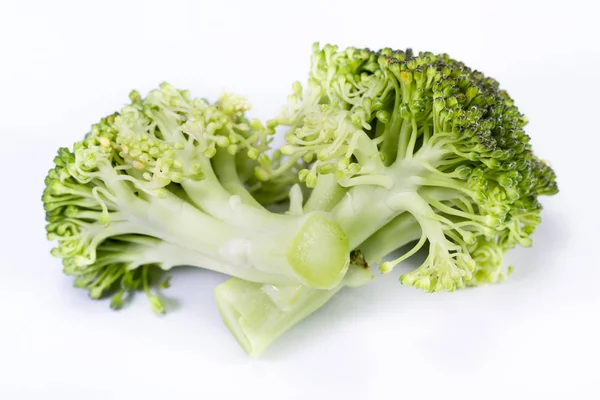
left=215, top=204, right=520, bottom=356
left=215, top=212, right=421, bottom=356
left=43, top=84, right=350, bottom=309
left=215, top=44, right=558, bottom=355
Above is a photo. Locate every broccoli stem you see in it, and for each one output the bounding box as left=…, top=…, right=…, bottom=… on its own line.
left=212, top=164, right=474, bottom=355
left=331, top=184, right=401, bottom=248
left=97, top=164, right=350, bottom=289
left=215, top=277, right=345, bottom=356
left=116, top=238, right=313, bottom=284
left=214, top=211, right=422, bottom=356
left=378, top=81, right=402, bottom=164
left=303, top=174, right=347, bottom=212
left=395, top=117, right=413, bottom=162
left=359, top=212, right=422, bottom=263
left=212, top=149, right=264, bottom=209
left=330, top=143, right=446, bottom=247
left=387, top=192, right=447, bottom=244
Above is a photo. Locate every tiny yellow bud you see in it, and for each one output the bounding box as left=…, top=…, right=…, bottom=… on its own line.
left=379, top=262, right=393, bottom=274
left=99, top=137, right=111, bottom=148
left=132, top=161, right=145, bottom=170
left=400, top=70, right=413, bottom=84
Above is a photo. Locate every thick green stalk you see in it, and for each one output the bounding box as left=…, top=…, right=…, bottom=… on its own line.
left=303, top=174, right=347, bottom=212
left=214, top=212, right=422, bottom=356
left=330, top=144, right=446, bottom=248
left=214, top=176, right=467, bottom=355
left=118, top=239, right=303, bottom=284
left=178, top=154, right=351, bottom=289
left=215, top=278, right=345, bottom=356
left=99, top=165, right=349, bottom=289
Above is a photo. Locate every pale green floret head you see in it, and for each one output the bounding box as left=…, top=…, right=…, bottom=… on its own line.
left=42, top=84, right=276, bottom=309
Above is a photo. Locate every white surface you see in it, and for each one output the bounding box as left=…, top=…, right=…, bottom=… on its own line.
left=1, top=0, right=598, bottom=398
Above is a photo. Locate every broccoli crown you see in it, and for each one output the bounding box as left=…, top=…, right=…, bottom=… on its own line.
left=267, top=43, right=558, bottom=291
left=43, top=83, right=350, bottom=308
left=42, top=86, right=264, bottom=306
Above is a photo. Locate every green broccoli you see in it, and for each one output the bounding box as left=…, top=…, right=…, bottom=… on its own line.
left=42, top=43, right=558, bottom=356
left=43, top=84, right=351, bottom=310
left=215, top=43, right=558, bottom=354
left=264, top=43, right=557, bottom=289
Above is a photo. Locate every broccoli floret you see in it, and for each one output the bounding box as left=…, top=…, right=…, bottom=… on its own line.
left=43, top=83, right=350, bottom=309
left=216, top=43, right=558, bottom=355
left=259, top=43, right=557, bottom=291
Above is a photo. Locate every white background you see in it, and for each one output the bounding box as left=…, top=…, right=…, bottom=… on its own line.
left=1, top=0, right=598, bottom=398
